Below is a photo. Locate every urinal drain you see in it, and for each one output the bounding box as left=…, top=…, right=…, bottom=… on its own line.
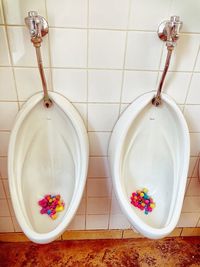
left=130, top=188, right=156, bottom=215
left=38, top=194, right=65, bottom=219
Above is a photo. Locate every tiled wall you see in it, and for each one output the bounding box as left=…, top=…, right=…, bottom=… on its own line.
left=0, top=0, right=200, bottom=232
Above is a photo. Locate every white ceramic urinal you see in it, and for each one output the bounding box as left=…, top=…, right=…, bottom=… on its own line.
left=8, top=92, right=89, bottom=243
left=108, top=92, right=190, bottom=239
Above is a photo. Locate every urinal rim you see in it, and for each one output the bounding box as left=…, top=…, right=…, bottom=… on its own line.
left=8, top=91, right=89, bottom=244
left=108, top=91, right=190, bottom=239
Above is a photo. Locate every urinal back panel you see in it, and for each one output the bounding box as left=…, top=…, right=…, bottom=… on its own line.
left=122, top=102, right=181, bottom=228
left=109, top=92, right=190, bottom=239
left=8, top=92, right=89, bottom=243
left=15, top=101, right=78, bottom=233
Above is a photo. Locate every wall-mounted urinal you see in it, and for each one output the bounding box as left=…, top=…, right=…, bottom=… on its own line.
left=8, top=12, right=89, bottom=244
left=108, top=16, right=190, bottom=239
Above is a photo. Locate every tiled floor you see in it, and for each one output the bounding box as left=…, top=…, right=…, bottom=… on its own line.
left=0, top=237, right=200, bottom=266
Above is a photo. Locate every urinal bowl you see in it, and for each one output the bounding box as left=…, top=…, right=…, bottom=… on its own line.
left=109, top=92, right=190, bottom=239
left=8, top=92, right=89, bottom=244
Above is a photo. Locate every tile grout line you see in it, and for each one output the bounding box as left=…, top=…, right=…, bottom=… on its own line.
left=183, top=44, right=200, bottom=112
left=108, top=0, right=133, bottom=231
left=0, top=2, right=17, bottom=232
left=1, top=4, right=20, bottom=111
left=1, top=23, right=200, bottom=35
left=0, top=64, right=200, bottom=74
left=85, top=0, right=90, bottom=231
left=118, top=0, right=132, bottom=116
left=44, top=0, right=54, bottom=93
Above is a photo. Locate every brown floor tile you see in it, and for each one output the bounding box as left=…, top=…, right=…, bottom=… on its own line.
left=0, top=233, right=29, bottom=242
left=181, top=227, right=200, bottom=236
left=0, top=236, right=199, bottom=266
left=62, top=230, right=123, bottom=240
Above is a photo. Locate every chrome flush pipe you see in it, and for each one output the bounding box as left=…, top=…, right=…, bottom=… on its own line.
left=152, top=16, right=183, bottom=107
left=25, top=11, right=52, bottom=108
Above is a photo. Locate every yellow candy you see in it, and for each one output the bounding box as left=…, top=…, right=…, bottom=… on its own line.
left=56, top=206, right=64, bottom=212
left=141, top=203, right=145, bottom=207
left=140, top=193, right=144, bottom=197
left=51, top=214, right=57, bottom=220
left=150, top=203, right=155, bottom=208
left=143, top=188, right=148, bottom=193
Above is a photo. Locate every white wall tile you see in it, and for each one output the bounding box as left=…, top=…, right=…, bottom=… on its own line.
left=88, top=157, right=110, bottom=178
left=109, top=214, right=130, bottom=229
left=50, top=28, right=87, bottom=68
left=186, top=73, right=200, bottom=104
left=67, top=215, right=85, bottom=230
left=3, top=0, right=46, bottom=25
left=0, top=102, right=18, bottom=130
left=159, top=72, right=191, bottom=104
left=182, top=196, right=200, bottom=212
left=186, top=178, right=200, bottom=196
left=129, top=0, right=171, bottom=31
left=15, top=67, right=51, bottom=101
left=88, top=103, right=119, bottom=131
left=0, top=199, right=10, bottom=216
left=0, top=0, right=200, bottom=233
left=190, top=133, right=200, bottom=156
left=86, top=214, right=109, bottom=229
left=47, top=0, right=87, bottom=28
left=170, top=0, right=200, bottom=33
left=7, top=199, right=14, bottom=216
left=120, top=103, right=129, bottom=114
left=2, top=179, right=10, bottom=198
left=0, top=158, right=8, bottom=178
left=110, top=195, right=123, bottom=215
left=7, top=26, right=49, bottom=67
left=53, top=69, right=87, bottom=102
left=12, top=216, right=22, bottom=232
left=197, top=218, right=200, bottom=227
left=87, top=197, right=110, bottom=214
left=0, top=27, right=10, bottom=66
left=0, top=132, right=9, bottom=156
left=88, top=70, right=122, bottom=103
left=125, top=32, right=163, bottom=70
left=188, top=157, right=198, bottom=178
left=89, top=0, right=129, bottom=29
left=76, top=198, right=86, bottom=215
left=122, top=71, right=158, bottom=103
left=195, top=49, right=200, bottom=71
left=73, top=103, right=87, bottom=126
left=177, top=212, right=200, bottom=227
left=184, top=105, right=200, bottom=132
left=160, top=34, right=200, bottom=72
left=0, top=180, right=6, bottom=199
left=186, top=178, right=191, bottom=191
left=87, top=178, right=112, bottom=197
left=88, top=30, right=126, bottom=68
left=0, top=1, right=4, bottom=24
left=0, top=217, right=14, bottom=232
left=0, top=68, right=17, bottom=100
left=88, top=132, right=110, bottom=156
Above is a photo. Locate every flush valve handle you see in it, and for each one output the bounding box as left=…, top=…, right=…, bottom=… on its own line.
left=25, top=11, right=48, bottom=47
left=158, top=15, right=183, bottom=48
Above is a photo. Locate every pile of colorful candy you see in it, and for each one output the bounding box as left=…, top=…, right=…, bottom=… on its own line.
left=38, top=194, right=65, bottom=220
left=130, top=188, right=155, bottom=215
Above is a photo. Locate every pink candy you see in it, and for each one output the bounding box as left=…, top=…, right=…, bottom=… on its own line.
left=38, top=194, right=65, bottom=220
left=130, top=188, right=156, bottom=215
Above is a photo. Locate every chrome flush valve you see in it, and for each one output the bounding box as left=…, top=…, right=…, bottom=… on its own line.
left=24, top=11, right=48, bottom=47
left=152, top=16, right=182, bottom=107
left=158, top=16, right=183, bottom=48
